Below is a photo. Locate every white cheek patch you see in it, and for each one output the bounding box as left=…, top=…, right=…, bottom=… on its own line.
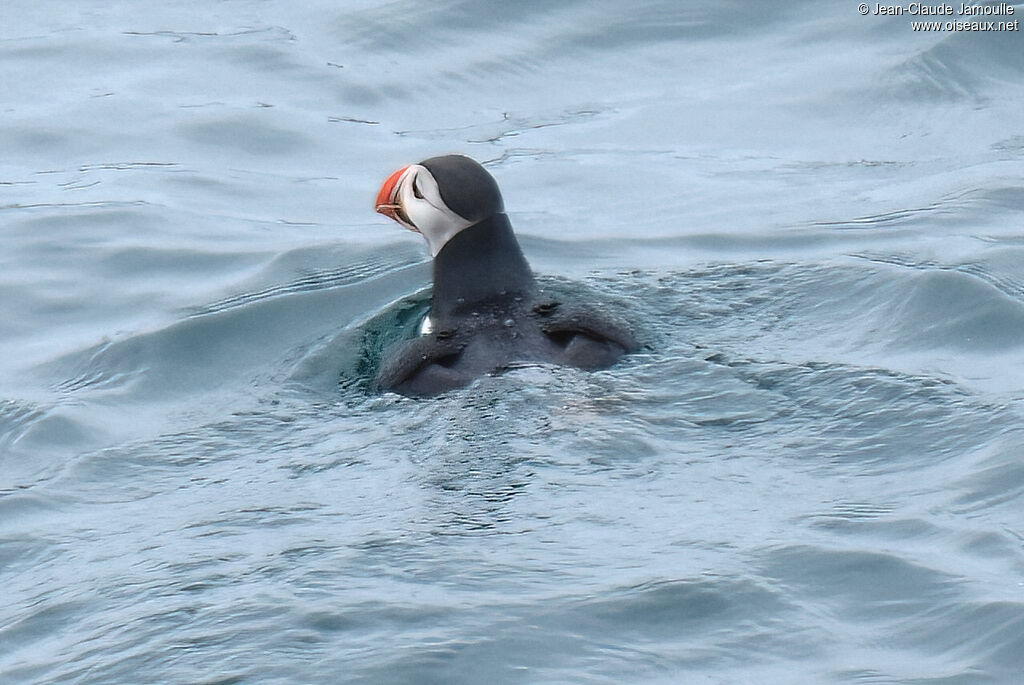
left=400, top=165, right=473, bottom=257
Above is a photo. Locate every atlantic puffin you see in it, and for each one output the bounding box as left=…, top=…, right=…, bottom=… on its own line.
left=373, top=154, right=636, bottom=397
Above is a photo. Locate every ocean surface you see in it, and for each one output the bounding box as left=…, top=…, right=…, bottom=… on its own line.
left=3, top=1, right=1024, bottom=683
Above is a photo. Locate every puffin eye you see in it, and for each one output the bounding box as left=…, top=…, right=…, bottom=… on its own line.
left=412, top=178, right=424, bottom=200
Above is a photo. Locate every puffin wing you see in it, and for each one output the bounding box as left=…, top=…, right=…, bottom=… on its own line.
left=373, top=334, right=468, bottom=397
left=533, top=303, right=638, bottom=370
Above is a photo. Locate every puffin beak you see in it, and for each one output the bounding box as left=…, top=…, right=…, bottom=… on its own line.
left=375, top=165, right=409, bottom=223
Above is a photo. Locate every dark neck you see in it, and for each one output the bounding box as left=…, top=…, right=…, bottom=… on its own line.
left=431, top=213, right=535, bottom=321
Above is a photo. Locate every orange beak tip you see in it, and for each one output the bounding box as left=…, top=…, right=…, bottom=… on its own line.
left=375, top=165, right=409, bottom=214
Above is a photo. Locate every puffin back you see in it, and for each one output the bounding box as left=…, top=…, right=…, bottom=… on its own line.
left=429, top=213, right=535, bottom=321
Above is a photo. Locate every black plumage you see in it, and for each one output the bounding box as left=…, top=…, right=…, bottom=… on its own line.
left=374, top=155, right=636, bottom=397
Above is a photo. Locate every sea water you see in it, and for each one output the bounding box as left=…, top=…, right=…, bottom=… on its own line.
left=2, top=1, right=1023, bottom=683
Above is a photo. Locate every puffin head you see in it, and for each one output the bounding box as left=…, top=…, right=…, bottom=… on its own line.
left=375, top=154, right=505, bottom=256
